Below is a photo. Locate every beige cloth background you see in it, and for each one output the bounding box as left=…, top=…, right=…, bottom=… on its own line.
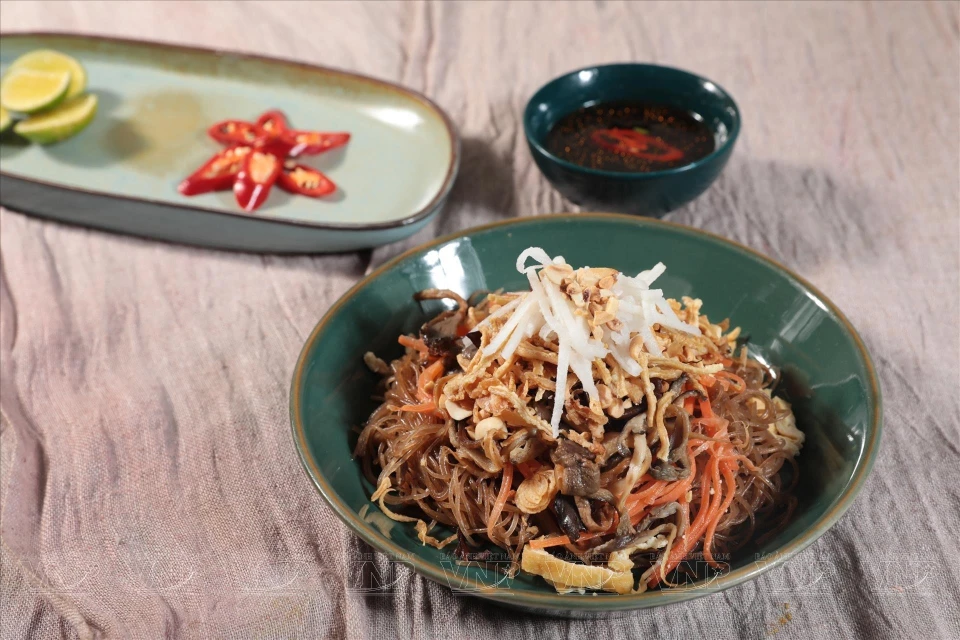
left=1, top=1, right=959, bottom=638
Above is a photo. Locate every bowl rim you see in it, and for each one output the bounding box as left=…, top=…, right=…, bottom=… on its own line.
left=290, top=213, right=882, bottom=612
left=523, top=63, right=741, bottom=180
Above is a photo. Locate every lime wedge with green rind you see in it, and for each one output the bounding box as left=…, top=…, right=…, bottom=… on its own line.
left=0, top=69, right=71, bottom=113
left=7, top=49, right=88, bottom=99
left=0, top=106, right=11, bottom=133
left=14, top=93, right=98, bottom=144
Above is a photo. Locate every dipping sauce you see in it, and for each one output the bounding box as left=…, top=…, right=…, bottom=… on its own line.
left=544, top=101, right=715, bottom=173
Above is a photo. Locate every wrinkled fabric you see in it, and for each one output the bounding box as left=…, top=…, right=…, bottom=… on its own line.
left=1, top=1, right=959, bottom=639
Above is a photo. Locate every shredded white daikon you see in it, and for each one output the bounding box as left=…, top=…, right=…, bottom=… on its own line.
left=484, top=248, right=700, bottom=438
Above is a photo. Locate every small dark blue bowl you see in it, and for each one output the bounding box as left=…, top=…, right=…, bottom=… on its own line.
left=524, top=64, right=740, bottom=217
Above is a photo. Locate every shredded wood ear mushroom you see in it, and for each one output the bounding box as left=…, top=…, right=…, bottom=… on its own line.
left=356, top=247, right=803, bottom=594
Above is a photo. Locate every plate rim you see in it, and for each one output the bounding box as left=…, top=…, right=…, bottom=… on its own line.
left=0, top=31, right=461, bottom=232
left=289, top=212, right=883, bottom=611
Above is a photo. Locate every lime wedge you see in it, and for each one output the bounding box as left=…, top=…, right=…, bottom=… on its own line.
left=7, top=49, right=87, bottom=99
left=14, top=93, right=98, bottom=144
left=0, top=106, right=11, bottom=133
left=1, top=69, right=71, bottom=113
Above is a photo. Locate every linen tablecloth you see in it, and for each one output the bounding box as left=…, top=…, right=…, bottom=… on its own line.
left=1, top=2, right=958, bottom=638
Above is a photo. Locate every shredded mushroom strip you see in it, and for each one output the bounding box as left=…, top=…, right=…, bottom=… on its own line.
left=355, top=248, right=803, bottom=592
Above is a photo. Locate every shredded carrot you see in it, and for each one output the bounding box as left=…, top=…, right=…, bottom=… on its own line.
left=528, top=529, right=607, bottom=550
left=487, top=461, right=514, bottom=540
left=398, top=335, right=429, bottom=353
left=705, top=455, right=723, bottom=525
left=697, top=416, right=729, bottom=438
left=715, top=371, right=746, bottom=393
left=648, top=441, right=717, bottom=588
left=699, top=396, right=714, bottom=421
left=627, top=494, right=659, bottom=521
left=625, top=479, right=666, bottom=513
left=700, top=374, right=717, bottom=389
left=649, top=487, right=711, bottom=585
left=652, top=473, right=694, bottom=507
left=397, top=401, right=436, bottom=413
left=648, top=524, right=701, bottom=587
left=703, top=455, right=738, bottom=568
left=456, top=324, right=471, bottom=337
left=684, top=395, right=696, bottom=414
left=691, top=438, right=717, bottom=457
left=633, top=478, right=666, bottom=501
left=528, top=535, right=572, bottom=550
left=644, top=442, right=697, bottom=509
left=417, top=359, right=445, bottom=401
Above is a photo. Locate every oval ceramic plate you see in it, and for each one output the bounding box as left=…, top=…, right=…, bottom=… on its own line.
left=290, top=214, right=882, bottom=615
left=0, top=33, right=459, bottom=252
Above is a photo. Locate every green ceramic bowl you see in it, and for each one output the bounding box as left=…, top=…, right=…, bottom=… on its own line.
left=291, top=214, right=881, bottom=616
left=524, top=64, right=740, bottom=217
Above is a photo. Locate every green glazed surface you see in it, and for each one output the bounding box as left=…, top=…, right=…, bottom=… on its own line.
left=0, top=33, right=458, bottom=252
left=290, top=214, right=882, bottom=615
left=524, top=64, right=740, bottom=218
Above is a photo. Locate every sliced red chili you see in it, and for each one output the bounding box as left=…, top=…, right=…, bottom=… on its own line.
left=256, top=110, right=288, bottom=136
left=233, top=150, right=282, bottom=211
left=184, top=109, right=349, bottom=210
left=282, top=130, right=351, bottom=157
left=208, top=120, right=260, bottom=146
left=178, top=146, right=252, bottom=196
left=278, top=163, right=336, bottom=197
left=252, top=132, right=298, bottom=160
left=590, top=128, right=684, bottom=162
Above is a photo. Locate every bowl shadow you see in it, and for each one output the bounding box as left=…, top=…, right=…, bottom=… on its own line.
left=666, top=157, right=896, bottom=276
left=436, top=135, right=518, bottom=235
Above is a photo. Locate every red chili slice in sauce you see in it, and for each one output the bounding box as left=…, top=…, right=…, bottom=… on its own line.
left=233, top=150, right=282, bottom=211
left=278, top=163, right=336, bottom=197
left=177, top=146, right=252, bottom=195
left=590, top=128, right=685, bottom=163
